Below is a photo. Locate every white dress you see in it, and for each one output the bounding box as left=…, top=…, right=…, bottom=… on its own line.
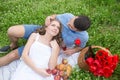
left=11, top=34, right=54, bottom=80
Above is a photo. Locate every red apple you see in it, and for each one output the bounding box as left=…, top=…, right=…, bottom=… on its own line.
left=62, top=75, right=68, bottom=80
left=62, top=59, right=68, bottom=65
left=52, top=68, right=58, bottom=75
left=46, top=69, right=52, bottom=74
left=58, top=70, right=64, bottom=77
left=54, top=75, right=61, bottom=80
left=55, top=65, right=60, bottom=70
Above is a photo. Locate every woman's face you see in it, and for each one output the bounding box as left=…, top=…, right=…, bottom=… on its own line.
left=46, top=20, right=61, bottom=36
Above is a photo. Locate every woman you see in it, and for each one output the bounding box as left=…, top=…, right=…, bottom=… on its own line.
left=11, top=19, right=62, bottom=80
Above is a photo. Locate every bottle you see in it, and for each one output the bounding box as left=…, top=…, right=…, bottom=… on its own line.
left=85, top=46, right=95, bottom=60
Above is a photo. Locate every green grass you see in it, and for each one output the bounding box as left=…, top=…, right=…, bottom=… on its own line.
left=0, top=0, right=120, bottom=79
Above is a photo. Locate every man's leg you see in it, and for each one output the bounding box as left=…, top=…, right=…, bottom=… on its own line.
left=0, top=25, right=25, bottom=53
left=7, top=25, right=25, bottom=49
left=0, top=49, right=20, bottom=66
left=0, top=24, right=41, bottom=53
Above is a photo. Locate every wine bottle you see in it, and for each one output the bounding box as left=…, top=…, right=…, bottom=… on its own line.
left=85, top=46, right=95, bottom=60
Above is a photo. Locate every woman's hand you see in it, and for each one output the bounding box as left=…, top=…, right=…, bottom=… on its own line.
left=36, top=68, right=51, bottom=77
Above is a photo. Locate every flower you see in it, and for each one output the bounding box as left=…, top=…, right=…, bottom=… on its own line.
left=74, top=38, right=81, bottom=46
left=86, top=49, right=119, bottom=78
left=62, top=46, right=67, bottom=51
left=62, top=38, right=81, bottom=51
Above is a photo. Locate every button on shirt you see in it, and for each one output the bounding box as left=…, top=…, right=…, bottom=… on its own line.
left=56, top=13, right=89, bottom=48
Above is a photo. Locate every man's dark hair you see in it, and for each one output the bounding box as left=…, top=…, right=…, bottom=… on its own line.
left=74, top=15, right=91, bottom=31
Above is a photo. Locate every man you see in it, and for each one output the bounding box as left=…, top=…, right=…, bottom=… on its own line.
left=0, top=13, right=91, bottom=67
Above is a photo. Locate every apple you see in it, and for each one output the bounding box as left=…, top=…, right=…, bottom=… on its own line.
left=66, top=64, right=72, bottom=76
left=52, top=68, right=58, bottom=75
left=59, top=64, right=66, bottom=71
left=66, top=64, right=72, bottom=70
left=58, top=70, right=64, bottom=77
left=62, top=59, right=68, bottom=65
left=46, top=69, right=52, bottom=74
left=54, top=75, right=61, bottom=80
left=55, top=65, right=60, bottom=70
left=62, top=74, right=68, bottom=80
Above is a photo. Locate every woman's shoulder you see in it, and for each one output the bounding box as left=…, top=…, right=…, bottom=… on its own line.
left=29, top=33, right=39, bottom=40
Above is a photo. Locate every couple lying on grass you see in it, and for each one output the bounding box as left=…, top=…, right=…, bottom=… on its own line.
left=0, top=13, right=91, bottom=80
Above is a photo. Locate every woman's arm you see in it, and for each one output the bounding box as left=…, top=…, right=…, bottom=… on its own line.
left=48, top=40, right=60, bottom=69
left=21, top=33, right=38, bottom=71
left=21, top=33, right=50, bottom=77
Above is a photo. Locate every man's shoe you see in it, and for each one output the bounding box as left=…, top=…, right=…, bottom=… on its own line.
left=0, top=46, right=10, bottom=53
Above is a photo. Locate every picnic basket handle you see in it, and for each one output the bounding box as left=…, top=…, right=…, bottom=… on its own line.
left=91, top=45, right=112, bottom=55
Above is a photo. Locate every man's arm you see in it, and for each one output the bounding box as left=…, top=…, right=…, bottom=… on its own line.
left=45, top=14, right=57, bottom=26
left=63, top=47, right=83, bottom=55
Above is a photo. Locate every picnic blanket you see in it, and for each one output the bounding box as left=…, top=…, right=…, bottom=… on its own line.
left=0, top=51, right=79, bottom=80
left=0, top=60, right=20, bottom=80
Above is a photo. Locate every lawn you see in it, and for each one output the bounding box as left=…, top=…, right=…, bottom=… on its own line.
left=0, top=0, right=120, bottom=80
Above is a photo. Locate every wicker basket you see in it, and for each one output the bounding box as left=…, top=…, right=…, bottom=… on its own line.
left=78, top=46, right=112, bottom=71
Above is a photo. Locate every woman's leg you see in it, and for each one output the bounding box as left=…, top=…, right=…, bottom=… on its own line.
left=0, top=49, right=20, bottom=66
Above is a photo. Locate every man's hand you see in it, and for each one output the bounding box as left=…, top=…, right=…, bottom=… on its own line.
left=45, top=15, right=57, bottom=26
left=63, top=48, right=76, bottom=55
left=45, top=16, right=51, bottom=26
left=63, top=47, right=82, bottom=55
